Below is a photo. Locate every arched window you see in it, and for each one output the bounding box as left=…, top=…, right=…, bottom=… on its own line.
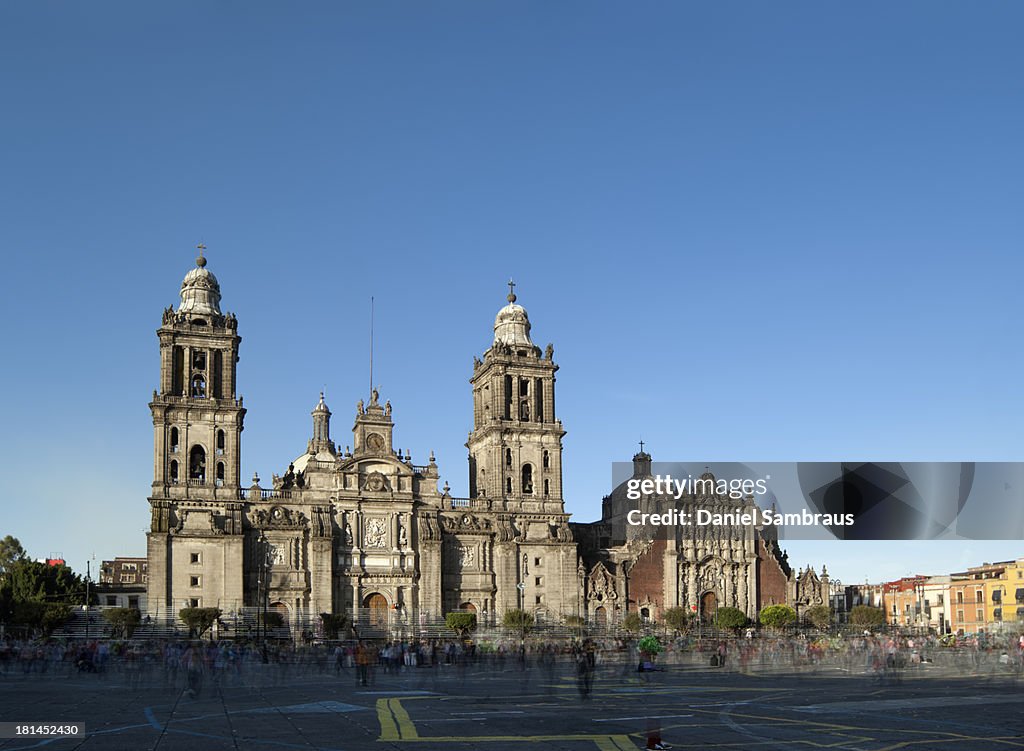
left=505, top=449, right=512, bottom=467
left=641, top=607, right=651, bottom=621
left=216, top=462, right=225, bottom=487
left=544, top=479, right=550, bottom=496
left=169, top=460, right=179, bottom=484
left=542, top=450, right=549, bottom=469
left=506, top=477, right=513, bottom=494
left=521, top=464, right=533, bottom=494
left=170, top=427, right=179, bottom=453
left=191, top=374, right=206, bottom=398
left=216, top=429, right=225, bottom=454
left=189, top=445, right=206, bottom=482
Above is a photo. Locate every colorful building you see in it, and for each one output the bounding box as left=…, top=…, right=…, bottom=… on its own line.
left=949, top=559, right=1024, bottom=634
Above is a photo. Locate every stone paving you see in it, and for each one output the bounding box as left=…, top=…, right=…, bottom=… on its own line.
left=1, top=657, right=1023, bottom=750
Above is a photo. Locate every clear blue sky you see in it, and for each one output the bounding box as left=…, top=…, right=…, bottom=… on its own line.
left=2, top=2, right=1023, bottom=584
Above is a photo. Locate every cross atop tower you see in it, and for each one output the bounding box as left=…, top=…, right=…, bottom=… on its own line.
left=507, top=278, right=517, bottom=303
left=196, top=243, right=207, bottom=267
left=638, top=439, right=645, bottom=453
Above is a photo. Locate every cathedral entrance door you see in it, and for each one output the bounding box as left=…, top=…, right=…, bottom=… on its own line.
left=364, top=593, right=389, bottom=629
left=269, top=602, right=290, bottom=636
left=459, top=602, right=476, bottom=613
left=700, top=592, right=717, bottom=623
left=594, top=606, right=606, bottom=625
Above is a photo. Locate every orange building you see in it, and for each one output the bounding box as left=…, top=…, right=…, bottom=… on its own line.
left=883, top=576, right=930, bottom=628
left=947, top=561, right=1023, bottom=635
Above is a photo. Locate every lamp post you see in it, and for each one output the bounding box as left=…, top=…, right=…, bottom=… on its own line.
left=257, top=532, right=273, bottom=656
left=84, top=560, right=91, bottom=641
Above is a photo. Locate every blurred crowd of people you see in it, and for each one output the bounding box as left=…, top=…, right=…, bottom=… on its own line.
left=2, top=630, right=1023, bottom=697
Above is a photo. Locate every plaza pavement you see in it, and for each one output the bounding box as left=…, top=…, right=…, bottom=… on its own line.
left=1, top=656, right=1023, bottom=750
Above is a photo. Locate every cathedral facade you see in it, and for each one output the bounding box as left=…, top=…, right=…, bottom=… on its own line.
left=572, top=452, right=831, bottom=626
left=146, top=255, right=579, bottom=631
left=145, top=254, right=827, bottom=633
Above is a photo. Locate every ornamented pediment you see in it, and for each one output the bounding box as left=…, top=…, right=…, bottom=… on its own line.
left=696, top=557, right=726, bottom=594
left=362, top=471, right=391, bottom=493
left=440, top=513, right=492, bottom=534
left=587, top=562, right=618, bottom=603
left=252, top=506, right=308, bottom=529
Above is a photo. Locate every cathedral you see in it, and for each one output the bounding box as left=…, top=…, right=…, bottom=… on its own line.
left=145, top=253, right=827, bottom=633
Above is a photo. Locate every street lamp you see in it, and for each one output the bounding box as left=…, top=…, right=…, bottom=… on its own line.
left=256, top=532, right=274, bottom=654
left=84, top=559, right=92, bottom=641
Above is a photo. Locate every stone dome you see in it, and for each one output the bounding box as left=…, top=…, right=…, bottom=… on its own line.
left=178, top=254, right=222, bottom=316
left=493, top=288, right=534, bottom=348
left=312, top=391, right=330, bottom=415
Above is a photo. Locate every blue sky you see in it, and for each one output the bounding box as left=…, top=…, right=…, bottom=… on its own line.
left=2, top=2, right=1023, bottom=584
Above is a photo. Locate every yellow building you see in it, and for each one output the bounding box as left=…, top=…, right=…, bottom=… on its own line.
left=949, top=559, right=1024, bottom=634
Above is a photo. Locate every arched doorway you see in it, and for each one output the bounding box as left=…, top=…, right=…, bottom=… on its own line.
left=700, top=592, right=717, bottom=623
left=363, top=593, right=389, bottom=628
left=459, top=602, right=476, bottom=613
left=268, top=601, right=290, bottom=635
left=594, top=606, right=607, bottom=625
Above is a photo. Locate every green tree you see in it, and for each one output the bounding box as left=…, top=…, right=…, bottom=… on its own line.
left=179, top=607, right=222, bottom=638
left=502, top=608, right=535, bottom=638
left=850, top=605, right=885, bottom=627
left=715, top=606, right=749, bottom=630
left=320, top=613, right=350, bottom=640
left=103, top=607, right=142, bottom=639
left=622, top=612, right=642, bottom=634
left=41, top=604, right=73, bottom=635
left=803, top=605, right=832, bottom=630
left=10, top=601, right=72, bottom=635
left=662, top=606, right=690, bottom=634
left=637, top=635, right=663, bottom=655
left=445, top=612, right=477, bottom=639
left=0, top=559, right=90, bottom=630
left=759, top=604, right=797, bottom=630
left=0, top=535, right=28, bottom=578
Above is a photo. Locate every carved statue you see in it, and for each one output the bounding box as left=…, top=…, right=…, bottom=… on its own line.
left=344, top=522, right=354, bottom=546
left=385, top=400, right=392, bottom=417
left=399, top=522, right=408, bottom=547
left=545, top=343, right=553, bottom=360
left=357, top=399, right=364, bottom=414
left=365, top=517, right=387, bottom=548
left=281, top=463, right=296, bottom=489
left=370, top=387, right=379, bottom=406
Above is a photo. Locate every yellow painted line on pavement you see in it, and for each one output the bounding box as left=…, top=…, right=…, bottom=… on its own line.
left=376, top=698, right=420, bottom=741
left=376, top=699, right=400, bottom=741
left=595, top=735, right=640, bottom=751
left=389, top=698, right=419, bottom=740
left=610, top=734, right=641, bottom=750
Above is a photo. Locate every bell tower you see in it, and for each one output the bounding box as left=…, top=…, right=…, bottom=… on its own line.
left=467, top=282, right=565, bottom=510
left=150, top=247, right=245, bottom=498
